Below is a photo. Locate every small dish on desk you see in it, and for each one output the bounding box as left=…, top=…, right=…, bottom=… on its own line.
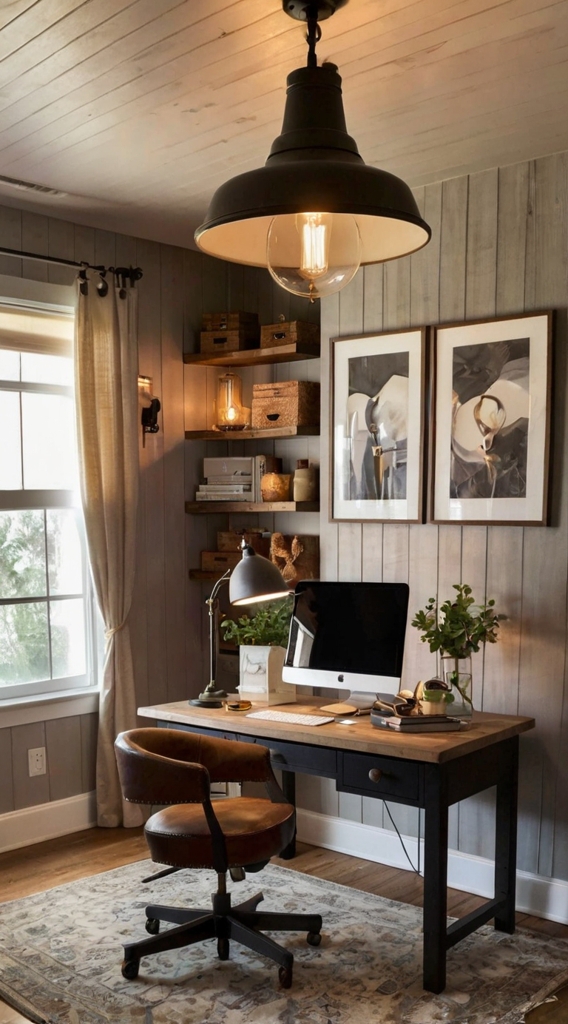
left=224, top=700, right=252, bottom=712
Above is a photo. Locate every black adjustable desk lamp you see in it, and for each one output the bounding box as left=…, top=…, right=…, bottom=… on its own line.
left=190, top=543, right=289, bottom=708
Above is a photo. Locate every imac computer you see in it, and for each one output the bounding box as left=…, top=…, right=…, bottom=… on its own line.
left=282, top=580, right=409, bottom=706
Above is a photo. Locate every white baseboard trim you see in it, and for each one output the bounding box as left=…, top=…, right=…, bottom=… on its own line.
left=0, top=792, right=97, bottom=854
left=296, top=808, right=568, bottom=925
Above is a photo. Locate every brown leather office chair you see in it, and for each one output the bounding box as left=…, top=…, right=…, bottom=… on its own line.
left=114, top=727, right=322, bottom=987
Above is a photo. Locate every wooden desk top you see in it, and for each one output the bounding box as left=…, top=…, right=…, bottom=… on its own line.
left=138, top=700, right=534, bottom=765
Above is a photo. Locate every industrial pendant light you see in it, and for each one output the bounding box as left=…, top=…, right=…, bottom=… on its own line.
left=195, top=0, right=431, bottom=301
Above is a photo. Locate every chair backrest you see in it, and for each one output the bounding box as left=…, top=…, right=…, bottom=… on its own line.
left=114, top=727, right=278, bottom=806
left=115, top=728, right=210, bottom=806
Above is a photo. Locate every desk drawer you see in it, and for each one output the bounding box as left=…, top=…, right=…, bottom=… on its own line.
left=338, top=752, right=421, bottom=805
left=237, top=734, right=337, bottom=777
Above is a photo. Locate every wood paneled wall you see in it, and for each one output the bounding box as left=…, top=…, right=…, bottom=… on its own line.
left=0, top=204, right=318, bottom=813
left=297, top=151, right=568, bottom=882
left=2, top=148, right=567, bottom=891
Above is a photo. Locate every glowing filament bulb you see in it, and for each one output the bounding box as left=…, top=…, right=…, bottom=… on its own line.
left=300, top=213, right=330, bottom=277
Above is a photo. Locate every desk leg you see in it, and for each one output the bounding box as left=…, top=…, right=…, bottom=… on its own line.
left=423, top=764, right=449, bottom=994
left=494, top=736, right=519, bottom=934
left=280, top=770, right=296, bottom=860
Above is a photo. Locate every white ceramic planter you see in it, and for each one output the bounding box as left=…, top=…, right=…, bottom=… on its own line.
left=238, top=645, right=296, bottom=705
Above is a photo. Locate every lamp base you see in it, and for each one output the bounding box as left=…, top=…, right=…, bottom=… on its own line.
left=189, top=687, right=227, bottom=708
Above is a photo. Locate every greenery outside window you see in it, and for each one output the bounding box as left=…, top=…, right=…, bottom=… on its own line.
left=0, top=299, right=97, bottom=701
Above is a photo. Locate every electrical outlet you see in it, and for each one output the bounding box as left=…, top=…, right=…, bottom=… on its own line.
left=28, top=746, right=46, bottom=777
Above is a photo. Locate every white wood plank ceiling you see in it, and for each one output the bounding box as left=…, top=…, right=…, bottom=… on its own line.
left=0, top=0, right=566, bottom=248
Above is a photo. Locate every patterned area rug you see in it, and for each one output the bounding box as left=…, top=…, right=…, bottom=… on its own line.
left=0, top=860, right=567, bottom=1024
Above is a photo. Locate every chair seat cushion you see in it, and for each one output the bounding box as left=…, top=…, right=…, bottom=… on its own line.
left=145, top=797, right=295, bottom=869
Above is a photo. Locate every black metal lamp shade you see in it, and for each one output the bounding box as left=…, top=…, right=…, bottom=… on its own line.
left=195, top=63, right=431, bottom=268
left=229, top=546, right=290, bottom=606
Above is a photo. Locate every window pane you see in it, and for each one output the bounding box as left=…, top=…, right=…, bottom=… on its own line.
left=0, top=390, right=22, bottom=489
left=0, top=510, right=47, bottom=598
left=0, top=350, right=20, bottom=381
left=22, top=392, right=78, bottom=490
left=21, top=351, right=73, bottom=386
left=0, top=601, right=49, bottom=685
left=51, top=598, right=86, bottom=679
left=47, top=509, right=83, bottom=595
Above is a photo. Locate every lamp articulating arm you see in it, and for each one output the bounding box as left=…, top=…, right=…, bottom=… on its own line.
left=190, top=569, right=231, bottom=708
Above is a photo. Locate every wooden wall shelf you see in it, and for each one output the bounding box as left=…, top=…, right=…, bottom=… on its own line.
left=185, top=424, right=319, bottom=441
left=185, top=501, right=319, bottom=514
left=183, top=342, right=320, bottom=367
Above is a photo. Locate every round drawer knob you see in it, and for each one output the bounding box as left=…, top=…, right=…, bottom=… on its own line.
left=368, top=768, right=383, bottom=783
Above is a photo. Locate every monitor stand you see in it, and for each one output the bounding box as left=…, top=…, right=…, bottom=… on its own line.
left=319, top=691, right=377, bottom=716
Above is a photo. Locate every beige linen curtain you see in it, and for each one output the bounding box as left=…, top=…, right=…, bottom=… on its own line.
left=75, top=274, right=143, bottom=827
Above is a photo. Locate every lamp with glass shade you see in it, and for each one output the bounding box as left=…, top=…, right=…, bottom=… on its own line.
left=195, top=0, right=430, bottom=302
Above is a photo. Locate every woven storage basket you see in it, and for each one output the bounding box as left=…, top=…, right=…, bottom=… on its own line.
left=251, top=380, right=320, bottom=429
left=200, top=326, right=259, bottom=354
left=202, top=311, right=258, bottom=331
left=260, top=320, right=320, bottom=349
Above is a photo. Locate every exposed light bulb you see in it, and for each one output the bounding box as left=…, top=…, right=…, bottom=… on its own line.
left=267, top=212, right=362, bottom=301
left=300, top=213, right=330, bottom=277
left=226, top=405, right=237, bottom=421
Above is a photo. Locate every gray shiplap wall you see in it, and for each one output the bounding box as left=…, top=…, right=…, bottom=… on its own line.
left=2, top=149, right=568, bottom=892
left=0, top=206, right=317, bottom=813
left=296, top=151, right=568, bottom=882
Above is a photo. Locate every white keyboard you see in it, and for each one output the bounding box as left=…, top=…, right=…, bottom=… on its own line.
left=246, top=710, right=335, bottom=726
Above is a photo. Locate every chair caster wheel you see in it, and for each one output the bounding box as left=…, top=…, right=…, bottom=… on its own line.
left=121, top=958, right=140, bottom=980
left=145, top=918, right=160, bottom=934
left=307, top=931, right=321, bottom=946
left=217, top=937, right=230, bottom=960
left=278, top=964, right=293, bottom=988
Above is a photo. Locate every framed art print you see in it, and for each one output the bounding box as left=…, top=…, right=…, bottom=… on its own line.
left=430, top=312, right=552, bottom=525
left=332, top=329, right=426, bottom=522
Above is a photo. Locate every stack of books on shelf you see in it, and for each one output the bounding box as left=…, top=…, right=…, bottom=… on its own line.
left=195, top=455, right=281, bottom=502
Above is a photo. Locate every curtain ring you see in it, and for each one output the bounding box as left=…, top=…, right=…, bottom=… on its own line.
left=78, top=268, right=88, bottom=296
left=97, top=270, right=108, bottom=297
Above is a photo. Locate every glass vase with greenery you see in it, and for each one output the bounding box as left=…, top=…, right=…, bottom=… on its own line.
left=220, top=599, right=292, bottom=648
left=411, top=584, right=500, bottom=712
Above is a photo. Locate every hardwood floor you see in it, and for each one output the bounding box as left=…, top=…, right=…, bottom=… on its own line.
left=1, top=828, right=567, bottom=1022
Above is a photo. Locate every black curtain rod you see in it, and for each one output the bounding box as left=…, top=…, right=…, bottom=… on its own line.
left=0, top=244, right=143, bottom=280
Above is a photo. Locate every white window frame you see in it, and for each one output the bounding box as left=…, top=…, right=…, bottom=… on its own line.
left=0, top=275, right=100, bottom=706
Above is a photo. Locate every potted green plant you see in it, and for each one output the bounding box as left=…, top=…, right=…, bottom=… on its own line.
left=417, top=678, right=455, bottom=716
left=411, top=584, right=501, bottom=716
left=220, top=600, right=294, bottom=704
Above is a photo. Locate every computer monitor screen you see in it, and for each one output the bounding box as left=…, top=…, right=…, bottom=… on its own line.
left=282, top=581, right=409, bottom=696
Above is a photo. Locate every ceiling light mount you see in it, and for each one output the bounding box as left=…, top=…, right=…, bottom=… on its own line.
left=282, top=0, right=347, bottom=22
left=195, top=0, right=430, bottom=301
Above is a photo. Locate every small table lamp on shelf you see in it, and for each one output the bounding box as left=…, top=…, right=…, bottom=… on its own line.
left=190, top=542, right=290, bottom=708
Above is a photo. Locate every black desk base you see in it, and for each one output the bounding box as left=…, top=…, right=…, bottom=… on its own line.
left=157, top=717, right=519, bottom=993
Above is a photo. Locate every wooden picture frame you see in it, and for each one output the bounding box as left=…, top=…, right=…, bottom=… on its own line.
left=331, top=328, right=426, bottom=523
left=429, top=312, right=552, bottom=525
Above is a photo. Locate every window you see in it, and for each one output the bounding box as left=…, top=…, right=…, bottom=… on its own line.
left=0, top=300, right=97, bottom=700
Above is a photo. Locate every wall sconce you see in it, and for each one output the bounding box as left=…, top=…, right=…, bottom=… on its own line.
left=138, top=375, right=161, bottom=446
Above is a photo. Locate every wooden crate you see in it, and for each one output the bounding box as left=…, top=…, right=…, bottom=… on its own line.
left=202, top=311, right=259, bottom=332
left=217, top=530, right=271, bottom=558
left=199, top=326, right=260, bottom=354
left=251, top=380, right=320, bottom=430
left=201, top=550, right=243, bottom=572
left=260, top=320, right=320, bottom=349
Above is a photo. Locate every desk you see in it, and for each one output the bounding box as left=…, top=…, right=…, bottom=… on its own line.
left=138, top=699, right=534, bottom=993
